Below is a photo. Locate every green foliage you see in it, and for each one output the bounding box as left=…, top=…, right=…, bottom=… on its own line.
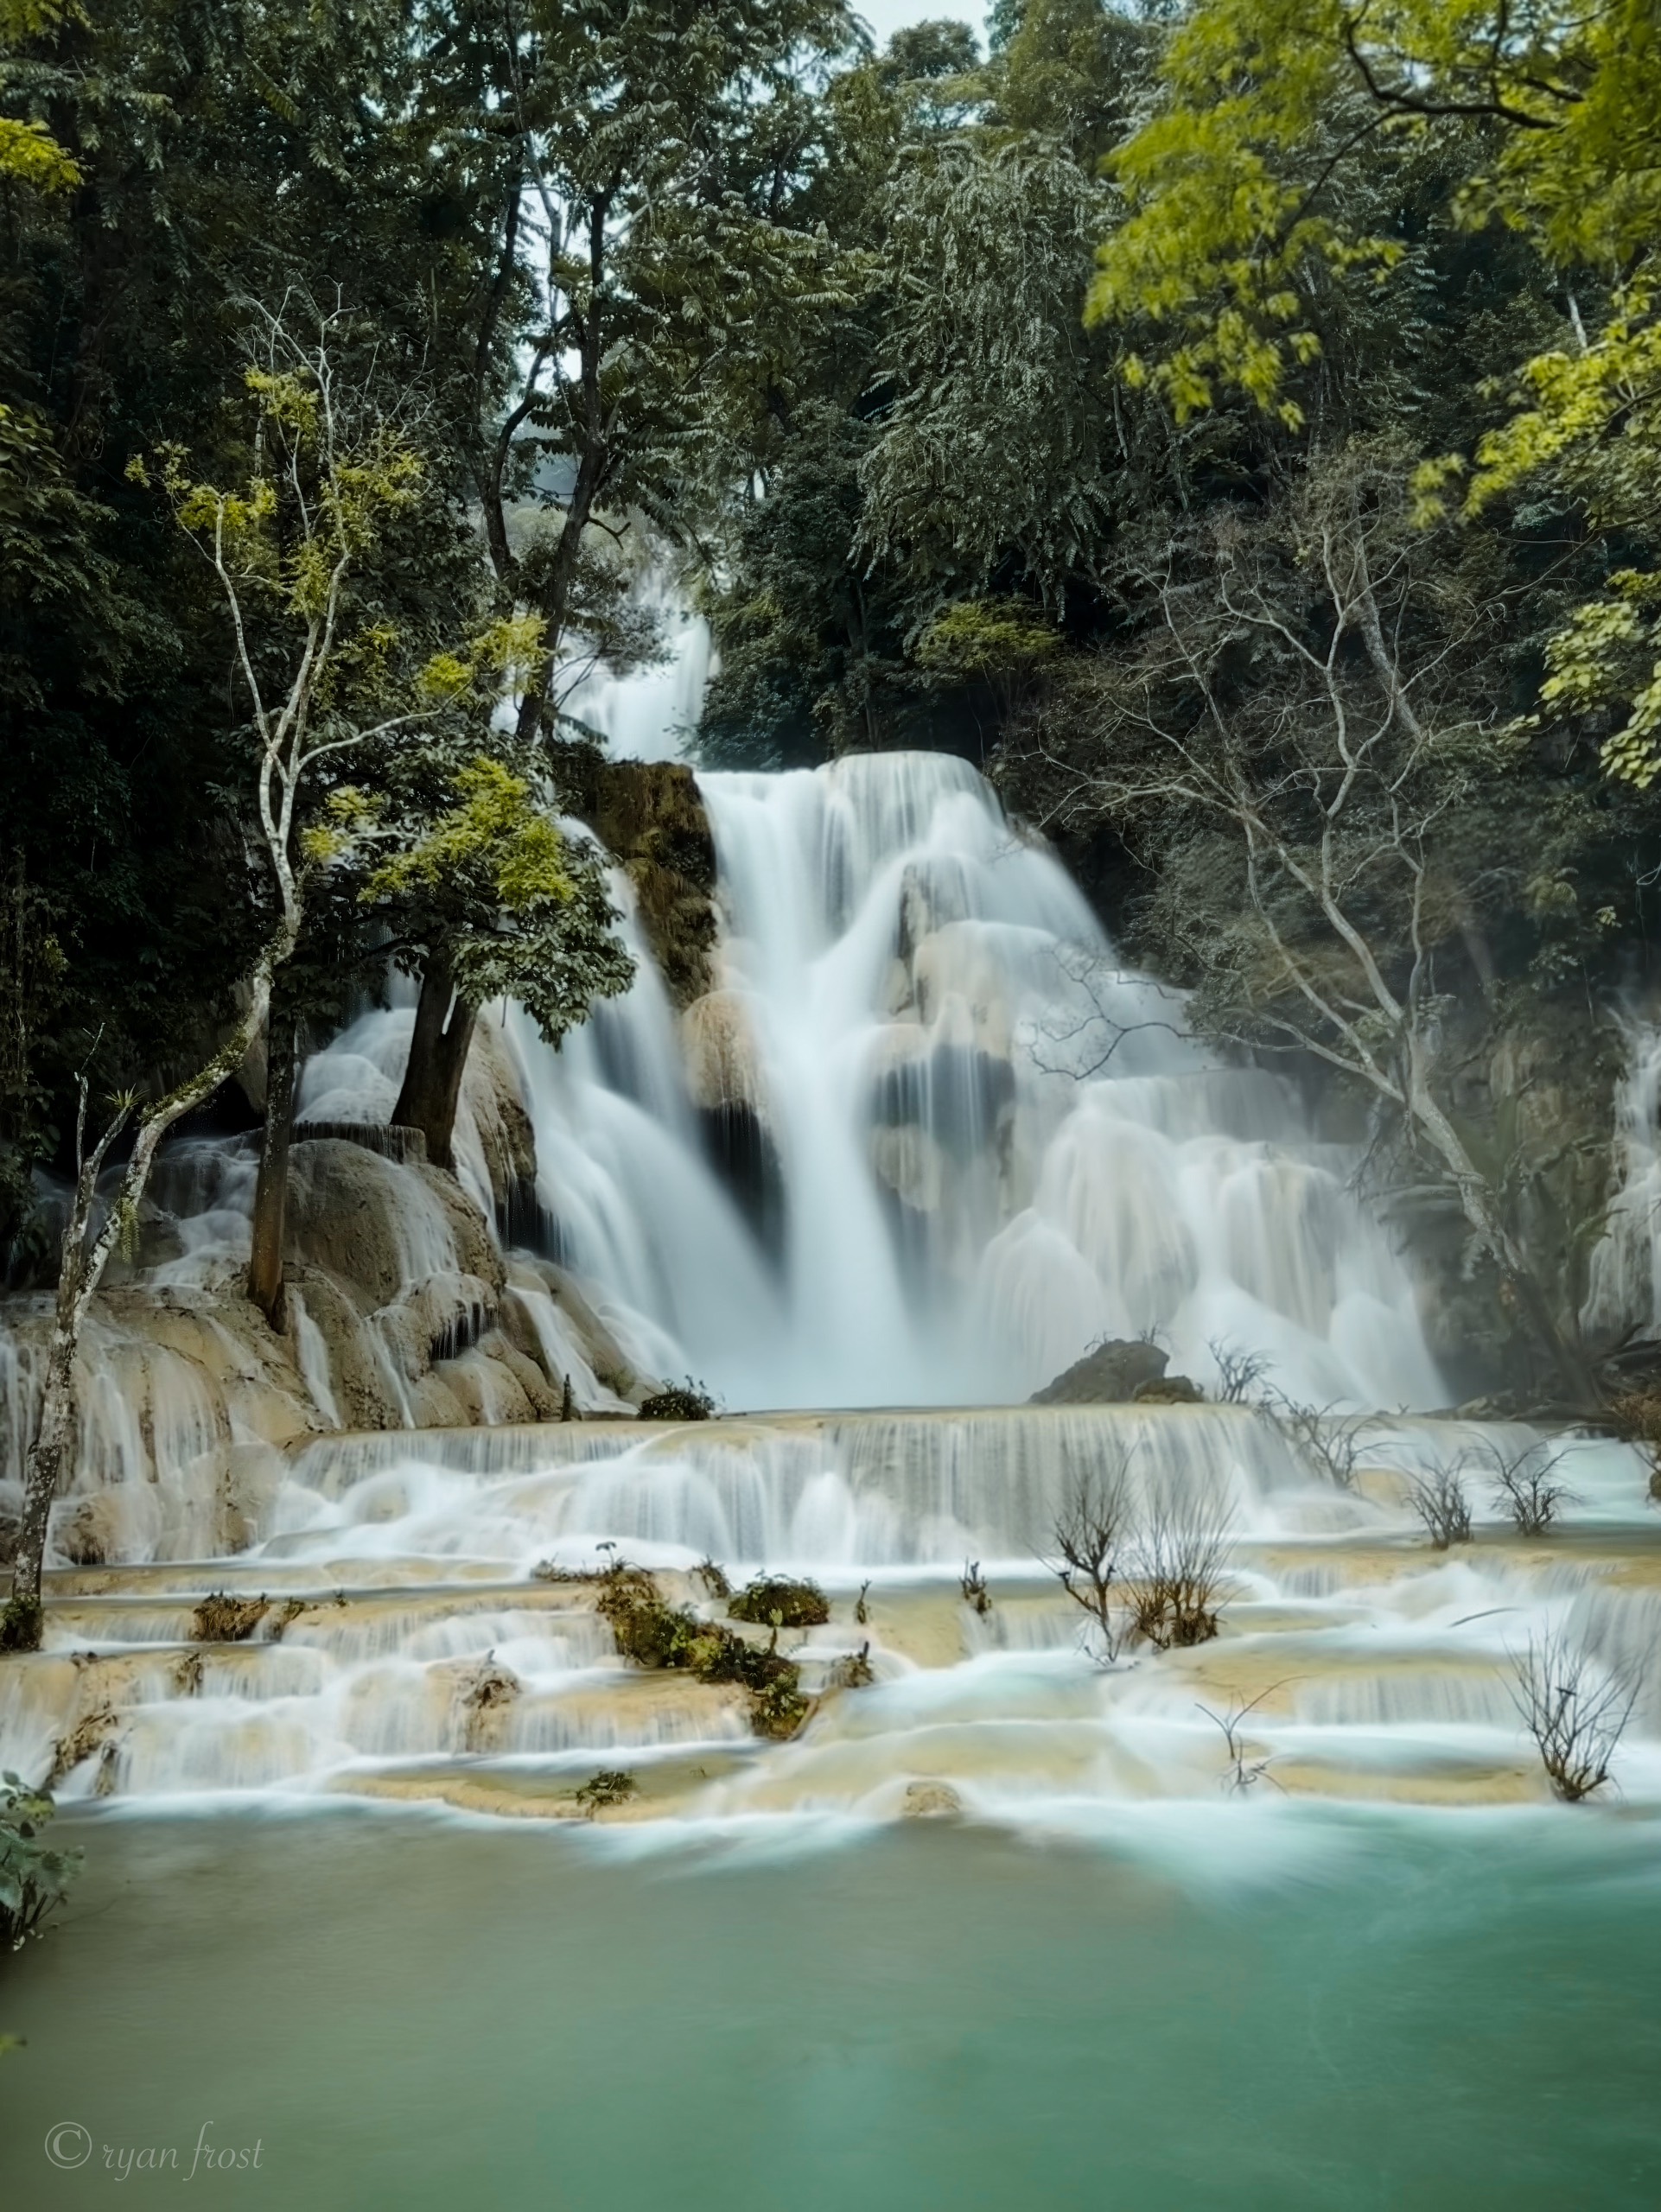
left=728, top=1576, right=830, bottom=1629
left=572, top=1768, right=637, bottom=1815
left=0, top=1770, right=80, bottom=1951
left=595, top=1560, right=812, bottom=1739
left=637, top=1380, right=718, bottom=1421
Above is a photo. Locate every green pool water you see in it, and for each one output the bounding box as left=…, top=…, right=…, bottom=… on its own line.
left=2, top=1804, right=1658, bottom=2209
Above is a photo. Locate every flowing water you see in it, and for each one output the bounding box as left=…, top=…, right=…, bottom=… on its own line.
left=3, top=753, right=1660, bottom=2199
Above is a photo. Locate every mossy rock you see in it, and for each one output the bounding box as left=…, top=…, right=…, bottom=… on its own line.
left=1134, top=1375, right=1205, bottom=1404
left=552, top=747, right=717, bottom=1007
left=728, top=1576, right=830, bottom=1629
left=594, top=1561, right=812, bottom=1739
left=639, top=1384, right=716, bottom=1421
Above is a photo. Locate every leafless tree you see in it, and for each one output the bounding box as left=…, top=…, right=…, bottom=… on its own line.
left=1009, top=454, right=1598, bottom=1402
left=959, top=1560, right=993, bottom=1617
left=1047, top=1459, right=1135, bottom=1663
left=1129, top=1485, right=1235, bottom=1648
left=1511, top=1630, right=1636, bottom=1802
left=1480, top=1440, right=1575, bottom=1536
left=1209, top=1339, right=1271, bottom=1405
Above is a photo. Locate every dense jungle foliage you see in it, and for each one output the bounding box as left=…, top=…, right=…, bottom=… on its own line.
left=1, top=0, right=1658, bottom=1396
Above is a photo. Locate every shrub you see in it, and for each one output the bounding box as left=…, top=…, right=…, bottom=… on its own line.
left=728, top=1576, right=829, bottom=1629
left=1480, top=1441, right=1575, bottom=1536
left=1128, top=1488, right=1233, bottom=1649
left=1207, top=1339, right=1270, bottom=1405
left=1511, top=1630, right=1636, bottom=1802
left=959, top=1560, right=992, bottom=1616
left=0, top=1596, right=42, bottom=1655
left=595, top=1561, right=812, bottom=1739
left=573, top=1769, right=637, bottom=1815
left=1406, top=1465, right=1473, bottom=1549
left=1, top=1772, right=80, bottom=1952
left=638, top=1377, right=718, bottom=1421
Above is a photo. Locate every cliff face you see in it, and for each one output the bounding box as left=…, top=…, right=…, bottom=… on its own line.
left=556, top=747, right=718, bottom=1008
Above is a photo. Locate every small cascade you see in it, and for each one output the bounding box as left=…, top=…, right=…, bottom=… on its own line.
left=4, top=1408, right=1657, bottom=1818
left=1584, top=1011, right=1661, bottom=1345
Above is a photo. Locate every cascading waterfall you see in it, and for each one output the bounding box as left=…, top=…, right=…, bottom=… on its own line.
left=3, top=750, right=1658, bottom=1827
left=407, top=751, right=1441, bottom=1412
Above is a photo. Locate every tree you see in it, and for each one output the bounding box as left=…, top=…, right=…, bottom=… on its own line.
left=1085, top=0, right=1661, bottom=787
left=366, top=753, right=637, bottom=1170
left=1001, top=449, right=1619, bottom=1400
left=0, top=0, right=513, bottom=1276
left=2, top=310, right=470, bottom=1649
left=451, top=0, right=863, bottom=740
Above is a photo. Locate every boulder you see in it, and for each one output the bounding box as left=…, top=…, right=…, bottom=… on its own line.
left=1030, top=1338, right=1169, bottom=1406
left=285, top=1138, right=504, bottom=1309
left=461, top=1011, right=538, bottom=1210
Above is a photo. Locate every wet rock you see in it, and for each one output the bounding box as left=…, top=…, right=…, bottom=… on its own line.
left=1134, top=1374, right=1204, bottom=1404
left=1030, top=1338, right=1168, bottom=1405
left=463, top=1011, right=538, bottom=1210
left=557, top=749, right=717, bottom=1007
left=285, top=1139, right=503, bottom=1310
left=901, top=1780, right=962, bottom=1820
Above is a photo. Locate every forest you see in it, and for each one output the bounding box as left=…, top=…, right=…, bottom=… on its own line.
left=1, top=0, right=1658, bottom=1641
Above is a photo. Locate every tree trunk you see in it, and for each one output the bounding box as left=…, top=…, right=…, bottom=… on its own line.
left=9, top=1287, right=80, bottom=1626
left=247, top=996, right=298, bottom=1329
left=391, top=956, right=478, bottom=1173
left=6, top=922, right=294, bottom=1649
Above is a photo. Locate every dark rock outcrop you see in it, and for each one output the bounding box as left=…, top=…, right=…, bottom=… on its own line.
left=555, top=746, right=718, bottom=1008
left=1030, top=1338, right=1168, bottom=1405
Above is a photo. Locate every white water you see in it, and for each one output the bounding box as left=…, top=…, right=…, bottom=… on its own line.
left=305, top=751, right=1441, bottom=1413
left=7, top=749, right=1660, bottom=1828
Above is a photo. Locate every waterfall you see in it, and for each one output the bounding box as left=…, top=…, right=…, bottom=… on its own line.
left=1583, top=1011, right=1661, bottom=1344
left=14, top=746, right=1658, bottom=1829
left=483, top=751, right=1443, bottom=1411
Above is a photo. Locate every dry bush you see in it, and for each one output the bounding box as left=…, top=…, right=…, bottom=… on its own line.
left=1478, top=1440, right=1575, bottom=1536
left=1128, top=1487, right=1233, bottom=1649
left=1048, top=1459, right=1135, bottom=1662
left=1260, top=1393, right=1375, bottom=1491
left=1406, top=1464, right=1473, bottom=1549
left=1196, top=1686, right=1286, bottom=1794
left=1511, top=1630, right=1636, bottom=1802
left=959, top=1560, right=992, bottom=1616
left=1208, top=1339, right=1270, bottom=1406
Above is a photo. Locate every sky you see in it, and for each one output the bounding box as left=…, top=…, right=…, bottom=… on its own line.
left=854, top=0, right=984, bottom=50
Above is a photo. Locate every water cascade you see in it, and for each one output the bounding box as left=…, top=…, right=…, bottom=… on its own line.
left=2, top=754, right=1658, bottom=1827
left=324, top=751, right=1441, bottom=1413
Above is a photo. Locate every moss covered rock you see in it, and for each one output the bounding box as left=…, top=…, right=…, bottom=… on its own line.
left=728, top=1576, right=830, bottom=1629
